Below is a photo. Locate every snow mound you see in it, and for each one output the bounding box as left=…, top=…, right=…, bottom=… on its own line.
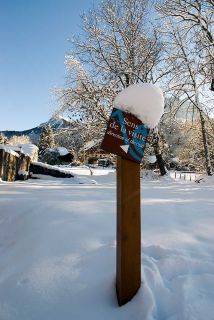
left=57, top=147, right=69, bottom=156
left=18, top=169, right=28, bottom=176
left=114, top=83, right=164, bottom=128
left=30, top=174, right=97, bottom=185
left=31, top=161, right=75, bottom=176
left=31, top=163, right=97, bottom=185
left=147, top=155, right=157, bottom=164
left=3, top=144, right=38, bottom=160
left=18, top=144, right=38, bottom=160
left=74, top=176, right=97, bottom=185
left=142, top=245, right=214, bottom=320
left=195, top=174, right=214, bottom=185
left=0, top=144, right=20, bottom=157
left=141, top=170, right=160, bottom=180
left=141, top=170, right=173, bottom=181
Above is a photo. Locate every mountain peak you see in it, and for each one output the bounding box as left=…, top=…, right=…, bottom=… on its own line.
left=1, top=116, right=70, bottom=143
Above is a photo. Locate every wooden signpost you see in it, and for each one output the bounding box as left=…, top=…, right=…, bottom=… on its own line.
left=101, top=108, right=149, bottom=306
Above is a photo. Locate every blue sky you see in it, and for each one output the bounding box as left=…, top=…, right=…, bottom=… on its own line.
left=0, top=0, right=99, bottom=131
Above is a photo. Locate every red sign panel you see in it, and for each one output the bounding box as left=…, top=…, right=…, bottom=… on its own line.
left=101, top=108, right=149, bottom=163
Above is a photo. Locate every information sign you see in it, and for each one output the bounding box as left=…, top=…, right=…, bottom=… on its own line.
left=101, top=108, right=149, bottom=163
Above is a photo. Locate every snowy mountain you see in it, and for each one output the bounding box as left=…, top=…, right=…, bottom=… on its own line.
left=2, top=116, right=71, bottom=144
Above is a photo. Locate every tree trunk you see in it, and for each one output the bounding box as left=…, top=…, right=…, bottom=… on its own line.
left=152, top=132, right=167, bottom=176
left=199, top=111, right=213, bottom=176
left=211, top=78, right=214, bottom=92
left=155, top=153, right=167, bottom=176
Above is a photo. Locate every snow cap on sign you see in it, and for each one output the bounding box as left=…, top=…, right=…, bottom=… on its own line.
left=114, top=83, right=164, bottom=129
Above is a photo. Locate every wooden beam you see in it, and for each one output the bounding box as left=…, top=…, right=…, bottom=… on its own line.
left=116, top=156, right=141, bottom=306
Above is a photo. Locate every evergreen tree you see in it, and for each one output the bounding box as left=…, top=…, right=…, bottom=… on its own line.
left=38, top=125, right=55, bottom=157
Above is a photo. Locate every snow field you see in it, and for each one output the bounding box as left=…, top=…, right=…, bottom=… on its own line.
left=0, top=172, right=213, bottom=320
left=55, top=165, right=115, bottom=177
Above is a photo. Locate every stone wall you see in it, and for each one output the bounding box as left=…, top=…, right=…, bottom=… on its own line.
left=0, top=149, right=31, bottom=182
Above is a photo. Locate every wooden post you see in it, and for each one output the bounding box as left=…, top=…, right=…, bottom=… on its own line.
left=0, top=149, right=5, bottom=180
left=116, top=156, right=141, bottom=306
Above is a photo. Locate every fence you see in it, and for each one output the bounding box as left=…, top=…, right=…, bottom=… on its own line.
left=173, top=171, right=203, bottom=182
left=0, top=149, right=31, bottom=182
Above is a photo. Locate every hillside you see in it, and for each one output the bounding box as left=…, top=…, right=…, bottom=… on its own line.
left=2, top=117, right=71, bottom=143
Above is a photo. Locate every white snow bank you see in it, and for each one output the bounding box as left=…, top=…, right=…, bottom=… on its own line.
left=31, top=174, right=97, bottom=185
left=31, top=163, right=98, bottom=185
left=74, top=176, right=97, bottom=185
left=114, top=83, right=164, bottom=128
left=195, top=174, right=214, bottom=184
left=2, top=144, right=38, bottom=160
left=147, top=155, right=157, bottom=164
left=32, top=161, right=73, bottom=174
left=0, top=144, right=20, bottom=157
left=57, top=165, right=115, bottom=177
left=18, top=170, right=28, bottom=176
left=141, top=170, right=173, bottom=181
left=141, top=170, right=160, bottom=180
left=47, top=147, right=70, bottom=156
left=19, top=144, right=38, bottom=159
left=0, top=178, right=214, bottom=319
left=15, top=144, right=38, bottom=160
left=57, top=147, right=69, bottom=156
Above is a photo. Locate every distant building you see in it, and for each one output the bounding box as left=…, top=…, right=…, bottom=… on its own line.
left=80, top=139, right=114, bottom=164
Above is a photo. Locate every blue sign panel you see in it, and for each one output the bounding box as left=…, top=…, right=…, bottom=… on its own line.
left=101, top=108, right=149, bottom=163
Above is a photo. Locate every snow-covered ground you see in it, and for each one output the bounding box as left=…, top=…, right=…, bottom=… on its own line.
left=56, top=165, right=115, bottom=176
left=0, top=170, right=213, bottom=320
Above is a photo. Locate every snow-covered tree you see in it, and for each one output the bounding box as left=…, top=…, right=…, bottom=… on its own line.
left=72, top=0, right=162, bottom=86
left=56, top=0, right=167, bottom=173
left=161, top=111, right=214, bottom=172
left=8, top=135, right=31, bottom=145
left=38, top=125, right=55, bottom=158
left=54, top=124, right=88, bottom=157
left=155, top=0, right=214, bottom=174
left=57, top=0, right=162, bottom=125
left=56, top=60, right=113, bottom=143
left=0, top=133, right=6, bottom=144
left=157, top=0, right=214, bottom=91
left=155, top=7, right=213, bottom=175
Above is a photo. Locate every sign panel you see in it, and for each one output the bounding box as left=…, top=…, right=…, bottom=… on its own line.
left=101, top=108, right=149, bottom=163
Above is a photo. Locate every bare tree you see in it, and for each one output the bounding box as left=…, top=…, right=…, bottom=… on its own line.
left=157, top=0, right=214, bottom=90
left=55, top=57, right=115, bottom=147
left=56, top=0, right=167, bottom=173
left=8, top=135, right=32, bottom=145
left=71, top=0, right=162, bottom=86
left=160, top=22, right=213, bottom=175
